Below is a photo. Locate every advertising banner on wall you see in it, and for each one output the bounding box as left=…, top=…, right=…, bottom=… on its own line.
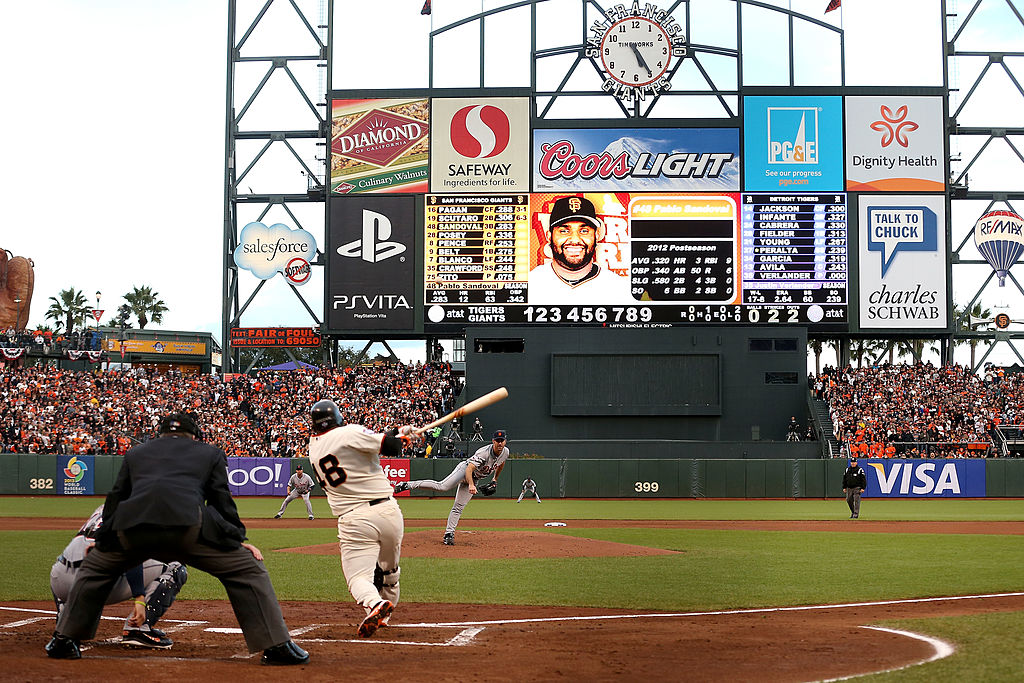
left=743, top=96, right=844, bottom=192
left=226, top=457, right=290, bottom=496
left=330, top=98, right=429, bottom=195
left=381, top=458, right=410, bottom=494
left=861, top=459, right=985, bottom=497
left=533, top=128, right=739, bottom=192
left=58, top=455, right=94, bottom=495
left=858, top=194, right=947, bottom=329
left=430, top=97, right=530, bottom=193
left=845, top=96, right=944, bottom=192
left=102, top=340, right=207, bottom=355
left=327, top=196, right=416, bottom=331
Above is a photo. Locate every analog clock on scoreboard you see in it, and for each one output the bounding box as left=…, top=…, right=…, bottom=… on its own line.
left=586, top=5, right=688, bottom=101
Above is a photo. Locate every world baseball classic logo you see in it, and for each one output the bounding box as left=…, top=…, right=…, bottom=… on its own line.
left=449, top=105, right=510, bottom=159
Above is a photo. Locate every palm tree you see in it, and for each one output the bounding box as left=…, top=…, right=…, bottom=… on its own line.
left=952, top=301, right=992, bottom=370
left=44, top=288, right=90, bottom=333
left=123, top=285, right=168, bottom=329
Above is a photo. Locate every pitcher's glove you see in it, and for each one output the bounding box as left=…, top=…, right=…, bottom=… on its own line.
left=478, top=481, right=497, bottom=496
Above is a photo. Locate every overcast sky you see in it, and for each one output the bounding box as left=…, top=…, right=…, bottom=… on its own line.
left=1, top=0, right=1020, bottom=367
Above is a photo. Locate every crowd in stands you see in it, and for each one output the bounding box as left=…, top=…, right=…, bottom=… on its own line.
left=2, top=327, right=101, bottom=353
left=0, top=361, right=461, bottom=458
left=813, top=362, right=1022, bottom=458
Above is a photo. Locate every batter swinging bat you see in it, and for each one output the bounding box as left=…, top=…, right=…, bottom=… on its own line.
left=414, top=387, right=508, bottom=435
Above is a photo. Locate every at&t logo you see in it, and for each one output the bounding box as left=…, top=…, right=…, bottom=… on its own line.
left=338, top=209, right=407, bottom=263
left=450, top=105, right=510, bottom=159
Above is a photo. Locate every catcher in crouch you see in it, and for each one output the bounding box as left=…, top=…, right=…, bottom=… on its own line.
left=395, top=430, right=508, bottom=545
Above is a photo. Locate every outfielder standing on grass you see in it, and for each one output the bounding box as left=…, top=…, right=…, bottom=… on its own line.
left=274, top=464, right=316, bottom=520
left=306, top=399, right=416, bottom=638
left=517, top=476, right=541, bottom=503
left=395, top=429, right=508, bottom=546
left=50, top=506, right=188, bottom=649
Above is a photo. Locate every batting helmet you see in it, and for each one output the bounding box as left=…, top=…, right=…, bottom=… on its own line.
left=310, top=399, right=343, bottom=434
left=158, top=412, right=203, bottom=440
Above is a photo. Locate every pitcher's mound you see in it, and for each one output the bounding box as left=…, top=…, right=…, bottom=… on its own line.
left=283, top=529, right=680, bottom=559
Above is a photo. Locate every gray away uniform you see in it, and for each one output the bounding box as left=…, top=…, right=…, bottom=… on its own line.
left=405, top=442, right=509, bottom=535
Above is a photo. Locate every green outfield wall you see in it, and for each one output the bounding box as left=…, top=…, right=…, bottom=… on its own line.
left=4, top=454, right=1023, bottom=498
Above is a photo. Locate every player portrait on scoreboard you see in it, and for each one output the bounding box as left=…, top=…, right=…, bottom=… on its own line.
left=528, top=194, right=630, bottom=305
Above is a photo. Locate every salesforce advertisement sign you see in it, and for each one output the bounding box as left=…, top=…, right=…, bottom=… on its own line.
left=861, top=459, right=985, bottom=498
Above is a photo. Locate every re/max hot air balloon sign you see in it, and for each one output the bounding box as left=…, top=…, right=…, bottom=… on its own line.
left=974, top=210, right=1024, bottom=286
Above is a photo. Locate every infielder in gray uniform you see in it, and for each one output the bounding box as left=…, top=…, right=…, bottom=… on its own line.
left=395, top=429, right=509, bottom=545
left=50, top=506, right=188, bottom=649
left=274, top=464, right=316, bottom=520
left=517, top=476, right=541, bottom=503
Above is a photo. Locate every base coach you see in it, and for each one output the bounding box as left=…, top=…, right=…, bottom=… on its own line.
left=45, top=412, right=308, bottom=665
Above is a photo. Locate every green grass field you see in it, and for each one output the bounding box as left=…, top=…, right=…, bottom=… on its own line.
left=4, top=496, right=1024, bottom=679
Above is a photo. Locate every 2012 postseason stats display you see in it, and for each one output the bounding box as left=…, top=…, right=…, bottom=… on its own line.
left=423, top=192, right=848, bottom=329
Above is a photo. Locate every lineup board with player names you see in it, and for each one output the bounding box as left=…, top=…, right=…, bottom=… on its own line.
left=423, top=193, right=848, bottom=328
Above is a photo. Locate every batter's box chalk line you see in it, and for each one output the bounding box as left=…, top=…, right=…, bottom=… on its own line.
left=210, top=622, right=486, bottom=648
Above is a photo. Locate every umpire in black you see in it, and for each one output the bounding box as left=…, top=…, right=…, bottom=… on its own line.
left=842, top=457, right=867, bottom=520
left=45, top=412, right=308, bottom=665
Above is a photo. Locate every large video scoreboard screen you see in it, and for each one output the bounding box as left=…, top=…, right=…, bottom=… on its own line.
left=424, top=192, right=847, bottom=329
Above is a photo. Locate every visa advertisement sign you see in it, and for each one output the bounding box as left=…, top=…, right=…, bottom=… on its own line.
left=861, top=459, right=985, bottom=498
left=743, top=96, right=843, bottom=191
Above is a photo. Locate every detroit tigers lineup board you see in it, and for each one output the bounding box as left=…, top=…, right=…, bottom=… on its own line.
left=423, top=192, right=848, bottom=329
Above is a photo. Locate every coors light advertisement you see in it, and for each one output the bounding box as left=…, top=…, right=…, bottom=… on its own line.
left=533, top=128, right=739, bottom=192
left=330, top=98, right=429, bottom=195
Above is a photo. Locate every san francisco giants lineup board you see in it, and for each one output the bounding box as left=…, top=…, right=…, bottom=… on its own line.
left=423, top=192, right=847, bottom=329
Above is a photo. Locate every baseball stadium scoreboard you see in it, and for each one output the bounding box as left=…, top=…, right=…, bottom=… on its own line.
left=420, top=192, right=848, bottom=328
left=324, top=34, right=947, bottom=337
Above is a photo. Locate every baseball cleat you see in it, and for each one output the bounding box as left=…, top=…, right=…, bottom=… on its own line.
left=121, top=628, right=173, bottom=649
left=44, top=634, right=81, bottom=659
left=274, top=514, right=282, bottom=519
left=308, top=515, right=315, bottom=520
left=358, top=600, right=394, bottom=638
left=442, top=532, right=454, bottom=546
left=393, top=482, right=409, bottom=493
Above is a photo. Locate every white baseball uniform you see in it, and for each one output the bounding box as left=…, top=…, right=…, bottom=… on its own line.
left=307, top=424, right=404, bottom=613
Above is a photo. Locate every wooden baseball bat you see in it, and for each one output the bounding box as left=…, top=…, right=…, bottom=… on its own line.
left=414, top=387, right=508, bottom=435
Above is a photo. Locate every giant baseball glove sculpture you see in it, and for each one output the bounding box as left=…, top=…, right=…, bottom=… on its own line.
left=478, top=481, right=497, bottom=496
left=0, top=249, right=34, bottom=331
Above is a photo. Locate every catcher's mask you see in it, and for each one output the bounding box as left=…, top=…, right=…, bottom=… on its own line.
left=310, top=399, right=344, bottom=434
left=158, top=412, right=203, bottom=440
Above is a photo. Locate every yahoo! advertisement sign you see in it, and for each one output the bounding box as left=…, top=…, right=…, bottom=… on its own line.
left=227, top=458, right=290, bottom=496
left=861, top=459, right=985, bottom=498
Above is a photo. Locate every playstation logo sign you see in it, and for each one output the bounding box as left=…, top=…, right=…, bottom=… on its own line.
left=337, top=209, right=407, bottom=262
